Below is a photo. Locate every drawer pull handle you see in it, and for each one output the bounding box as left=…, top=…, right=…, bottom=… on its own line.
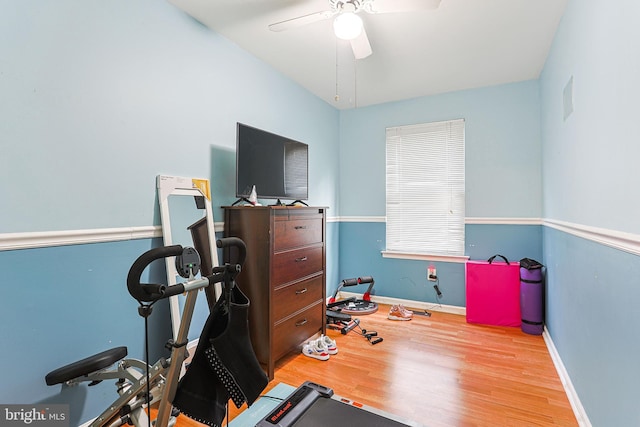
left=295, top=256, right=308, bottom=262
left=295, top=319, right=308, bottom=327
left=294, top=226, right=308, bottom=230
left=295, top=288, right=308, bottom=295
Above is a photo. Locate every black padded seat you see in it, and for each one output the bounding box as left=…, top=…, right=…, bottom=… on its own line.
left=326, top=309, right=351, bottom=323
left=45, top=346, right=127, bottom=386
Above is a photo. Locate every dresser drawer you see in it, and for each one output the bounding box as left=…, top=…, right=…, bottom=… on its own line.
left=273, top=302, right=323, bottom=360
left=273, top=275, right=323, bottom=321
left=272, top=245, right=323, bottom=286
left=273, top=218, right=323, bottom=251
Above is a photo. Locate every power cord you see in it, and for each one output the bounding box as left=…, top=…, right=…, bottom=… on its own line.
left=404, top=277, right=443, bottom=316
left=432, top=277, right=443, bottom=300
left=258, top=395, right=285, bottom=402
left=420, top=278, right=444, bottom=314
left=137, top=303, right=156, bottom=427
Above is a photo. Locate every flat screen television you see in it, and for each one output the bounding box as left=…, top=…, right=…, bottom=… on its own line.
left=235, top=123, right=308, bottom=205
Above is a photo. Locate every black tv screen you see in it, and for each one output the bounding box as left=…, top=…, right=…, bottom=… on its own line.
left=236, top=123, right=308, bottom=201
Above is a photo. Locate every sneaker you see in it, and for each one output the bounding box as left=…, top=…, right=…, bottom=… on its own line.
left=317, top=334, right=338, bottom=355
left=302, top=340, right=330, bottom=361
left=388, top=304, right=412, bottom=321
left=398, top=304, right=414, bottom=315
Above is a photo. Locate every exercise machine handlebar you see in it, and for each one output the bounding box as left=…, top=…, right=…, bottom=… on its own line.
left=338, top=276, right=374, bottom=288
left=328, top=275, right=377, bottom=306
left=205, top=237, right=247, bottom=284
left=357, top=276, right=374, bottom=285
left=216, top=237, right=246, bottom=266
left=127, top=245, right=184, bottom=302
left=127, top=237, right=247, bottom=303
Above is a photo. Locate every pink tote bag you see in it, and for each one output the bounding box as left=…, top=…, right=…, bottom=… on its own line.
left=465, top=255, right=521, bottom=327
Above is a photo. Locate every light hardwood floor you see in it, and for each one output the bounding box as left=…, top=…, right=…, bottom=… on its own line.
left=174, top=304, right=578, bottom=426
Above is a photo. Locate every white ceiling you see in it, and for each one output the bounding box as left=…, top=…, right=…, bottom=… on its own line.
left=168, top=0, right=568, bottom=109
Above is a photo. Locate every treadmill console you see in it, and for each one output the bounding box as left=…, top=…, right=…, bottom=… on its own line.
left=256, top=382, right=333, bottom=427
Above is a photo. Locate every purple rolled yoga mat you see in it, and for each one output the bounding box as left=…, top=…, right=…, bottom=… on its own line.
left=520, top=264, right=544, bottom=335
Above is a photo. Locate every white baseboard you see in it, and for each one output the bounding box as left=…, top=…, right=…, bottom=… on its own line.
left=543, top=327, right=591, bottom=427
left=335, top=291, right=466, bottom=316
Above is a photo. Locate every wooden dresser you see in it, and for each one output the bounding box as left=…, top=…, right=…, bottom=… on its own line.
left=222, top=206, right=326, bottom=379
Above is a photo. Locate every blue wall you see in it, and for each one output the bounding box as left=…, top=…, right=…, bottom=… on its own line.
left=0, top=240, right=170, bottom=426
left=338, top=80, right=542, bottom=218
left=543, top=228, right=640, bottom=426
left=0, top=0, right=339, bottom=232
left=540, top=0, right=640, bottom=234
left=335, top=81, right=543, bottom=302
left=0, top=0, right=339, bottom=425
left=2, top=0, right=638, bottom=425
left=538, top=0, right=640, bottom=425
left=337, top=222, right=542, bottom=307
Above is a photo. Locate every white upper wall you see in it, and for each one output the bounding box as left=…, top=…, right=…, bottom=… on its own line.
left=540, top=0, right=640, bottom=234
left=338, top=81, right=542, bottom=219
left=0, top=0, right=339, bottom=234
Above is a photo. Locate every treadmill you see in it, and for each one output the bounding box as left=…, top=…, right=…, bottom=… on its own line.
left=256, top=381, right=424, bottom=427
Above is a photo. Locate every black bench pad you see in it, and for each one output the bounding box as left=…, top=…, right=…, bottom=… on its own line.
left=326, top=309, right=351, bottom=323
left=45, top=346, right=127, bottom=386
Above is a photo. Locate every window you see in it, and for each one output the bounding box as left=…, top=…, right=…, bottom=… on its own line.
left=385, top=119, right=465, bottom=258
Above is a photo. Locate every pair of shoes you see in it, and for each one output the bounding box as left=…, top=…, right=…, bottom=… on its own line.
left=317, top=334, right=338, bottom=355
left=388, top=304, right=413, bottom=321
left=301, top=334, right=338, bottom=361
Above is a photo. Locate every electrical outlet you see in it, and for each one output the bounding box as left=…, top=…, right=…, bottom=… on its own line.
left=427, top=265, right=437, bottom=281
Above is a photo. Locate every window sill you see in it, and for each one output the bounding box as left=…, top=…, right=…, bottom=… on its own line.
left=381, top=251, right=469, bottom=263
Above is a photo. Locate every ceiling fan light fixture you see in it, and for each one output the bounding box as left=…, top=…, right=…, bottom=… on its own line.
left=333, top=12, right=363, bottom=40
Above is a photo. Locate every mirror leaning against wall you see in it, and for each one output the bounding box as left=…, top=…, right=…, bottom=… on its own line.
left=157, top=175, right=221, bottom=339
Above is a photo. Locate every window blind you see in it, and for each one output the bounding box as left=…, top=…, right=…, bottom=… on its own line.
left=386, top=119, right=465, bottom=256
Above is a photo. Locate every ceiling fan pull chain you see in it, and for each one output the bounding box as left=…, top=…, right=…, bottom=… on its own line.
left=335, top=39, right=340, bottom=102
left=354, top=57, right=358, bottom=108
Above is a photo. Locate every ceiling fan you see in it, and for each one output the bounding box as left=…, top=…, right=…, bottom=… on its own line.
left=268, top=0, right=442, bottom=60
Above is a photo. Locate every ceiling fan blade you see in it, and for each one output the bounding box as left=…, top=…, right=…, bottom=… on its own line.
left=350, top=26, right=372, bottom=60
left=367, top=0, right=441, bottom=14
left=269, top=10, right=335, bottom=32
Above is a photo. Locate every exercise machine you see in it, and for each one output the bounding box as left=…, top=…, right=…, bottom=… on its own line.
left=326, top=299, right=360, bottom=335
left=326, top=301, right=383, bottom=344
left=328, top=276, right=378, bottom=315
left=256, top=381, right=423, bottom=427
left=326, top=276, right=378, bottom=337
left=45, top=238, right=247, bottom=427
